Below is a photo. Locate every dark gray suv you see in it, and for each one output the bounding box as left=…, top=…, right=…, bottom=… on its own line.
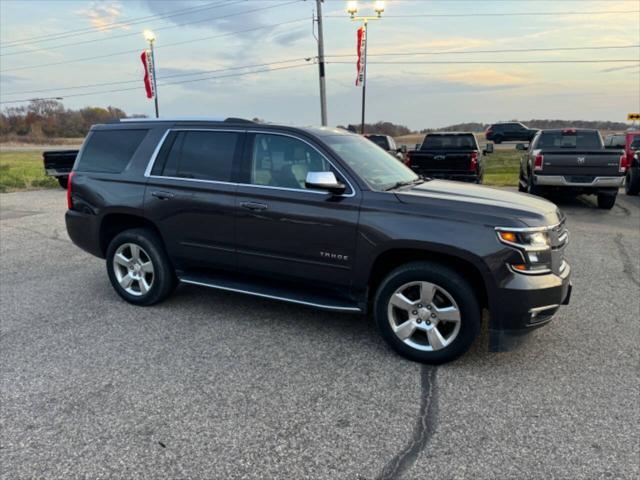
left=66, top=117, right=572, bottom=364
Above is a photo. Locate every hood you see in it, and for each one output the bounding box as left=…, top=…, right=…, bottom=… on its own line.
left=395, top=180, right=562, bottom=228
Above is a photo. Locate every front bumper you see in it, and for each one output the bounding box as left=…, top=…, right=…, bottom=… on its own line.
left=534, top=174, right=624, bottom=188
left=489, top=261, right=572, bottom=352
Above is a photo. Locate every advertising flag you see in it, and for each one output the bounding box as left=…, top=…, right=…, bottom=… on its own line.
left=140, top=50, right=155, bottom=99
left=356, top=26, right=366, bottom=86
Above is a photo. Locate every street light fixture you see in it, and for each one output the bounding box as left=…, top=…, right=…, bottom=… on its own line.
left=142, top=30, right=159, bottom=118
left=346, top=1, right=358, bottom=17
left=348, top=1, right=384, bottom=133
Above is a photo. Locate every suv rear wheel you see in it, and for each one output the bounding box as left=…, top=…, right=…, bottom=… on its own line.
left=106, top=228, right=176, bottom=306
left=492, top=135, right=503, bottom=144
left=374, top=261, right=480, bottom=364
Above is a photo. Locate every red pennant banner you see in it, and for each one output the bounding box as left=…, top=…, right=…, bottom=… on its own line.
left=356, top=26, right=366, bottom=86
left=140, top=50, right=154, bottom=99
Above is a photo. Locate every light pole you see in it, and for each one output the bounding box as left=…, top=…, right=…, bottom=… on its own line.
left=143, top=29, right=159, bottom=118
left=347, top=1, right=384, bottom=134
left=316, top=0, right=328, bottom=126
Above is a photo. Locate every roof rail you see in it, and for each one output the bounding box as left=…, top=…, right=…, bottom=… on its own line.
left=119, top=116, right=255, bottom=123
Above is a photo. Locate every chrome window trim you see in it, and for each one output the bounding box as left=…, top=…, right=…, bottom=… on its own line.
left=246, top=130, right=356, bottom=198
left=143, top=128, right=357, bottom=198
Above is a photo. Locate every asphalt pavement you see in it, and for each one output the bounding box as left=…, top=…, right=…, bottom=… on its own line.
left=1, top=188, right=638, bottom=479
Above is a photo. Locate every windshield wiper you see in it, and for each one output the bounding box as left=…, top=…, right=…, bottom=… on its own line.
left=384, top=178, right=425, bottom=191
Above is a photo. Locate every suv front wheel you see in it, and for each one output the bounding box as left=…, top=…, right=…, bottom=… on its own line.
left=374, top=261, right=480, bottom=364
left=106, top=228, right=176, bottom=306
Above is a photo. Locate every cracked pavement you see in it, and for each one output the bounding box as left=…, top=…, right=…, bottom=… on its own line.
left=1, top=189, right=638, bottom=479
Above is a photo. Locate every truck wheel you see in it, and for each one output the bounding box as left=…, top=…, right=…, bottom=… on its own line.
left=597, top=193, right=616, bottom=210
left=527, top=173, right=543, bottom=196
left=493, top=135, right=503, bottom=144
left=374, top=261, right=480, bottom=364
left=518, top=170, right=527, bottom=192
left=106, top=228, right=176, bottom=306
left=625, top=168, right=640, bottom=196
left=57, top=177, right=68, bottom=189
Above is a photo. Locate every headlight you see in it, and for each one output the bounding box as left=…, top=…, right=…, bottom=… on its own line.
left=496, top=227, right=552, bottom=274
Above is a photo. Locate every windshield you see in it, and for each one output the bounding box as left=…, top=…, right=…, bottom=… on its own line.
left=325, top=134, right=418, bottom=191
left=422, top=134, right=477, bottom=150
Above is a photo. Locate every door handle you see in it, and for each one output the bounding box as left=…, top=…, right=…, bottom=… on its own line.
left=240, top=201, right=268, bottom=211
left=151, top=191, right=175, bottom=200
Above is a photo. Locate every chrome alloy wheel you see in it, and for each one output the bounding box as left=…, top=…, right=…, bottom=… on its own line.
left=387, top=281, right=461, bottom=351
left=112, top=243, right=155, bottom=296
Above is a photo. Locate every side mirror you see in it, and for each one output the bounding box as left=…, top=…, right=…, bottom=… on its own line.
left=516, top=143, right=527, bottom=151
left=483, top=143, right=494, bottom=154
left=305, top=171, right=346, bottom=195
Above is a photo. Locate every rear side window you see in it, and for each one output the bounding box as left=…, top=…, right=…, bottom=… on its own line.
left=77, top=129, right=147, bottom=173
left=422, top=134, right=477, bottom=150
left=153, top=130, right=240, bottom=182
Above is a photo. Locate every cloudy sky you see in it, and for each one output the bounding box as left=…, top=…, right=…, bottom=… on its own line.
left=1, top=0, right=639, bottom=129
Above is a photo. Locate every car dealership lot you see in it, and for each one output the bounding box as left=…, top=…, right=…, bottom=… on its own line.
left=1, top=190, right=638, bottom=479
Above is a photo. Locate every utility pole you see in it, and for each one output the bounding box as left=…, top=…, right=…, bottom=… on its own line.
left=316, top=0, right=328, bottom=126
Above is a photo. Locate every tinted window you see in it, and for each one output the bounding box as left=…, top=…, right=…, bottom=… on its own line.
left=250, top=134, right=335, bottom=190
left=537, top=131, right=602, bottom=149
left=366, top=135, right=389, bottom=150
left=157, top=130, right=239, bottom=182
left=422, top=134, right=477, bottom=150
left=78, top=129, right=147, bottom=173
left=630, top=135, right=640, bottom=150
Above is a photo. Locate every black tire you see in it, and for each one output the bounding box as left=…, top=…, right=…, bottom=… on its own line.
left=518, top=169, right=527, bottom=192
left=597, top=192, right=616, bottom=210
left=527, top=171, right=543, bottom=197
left=57, top=176, right=68, bottom=189
left=493, top=135, right=503, bottom=144
left=625, top=168, right=640, bottom=196
left=374, top=261, right=481, bottom=364
left=106, top=228, right=176, bottom=306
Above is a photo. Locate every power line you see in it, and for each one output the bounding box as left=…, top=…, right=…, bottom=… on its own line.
left=326, top=9, right=640, bottom=18
left=0, top=0, right=300, bottom=56
left=6, top=44, right=635, bottom=96
left=0, top=63, right=314, bottom=105
left=327, top=59, right=640, bottom=65
left=0, top=16, right=310, bottom=73
left=325, top=45, right=640, bottom=58
left=2, top=57, right=313, bottom=96
left=0, top=0, right=236, bottom=47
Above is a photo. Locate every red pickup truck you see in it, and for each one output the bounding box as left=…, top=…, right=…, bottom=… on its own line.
left=604, top=132, right=640, bottom=195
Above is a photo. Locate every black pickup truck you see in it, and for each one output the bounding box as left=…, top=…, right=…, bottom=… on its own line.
left=406, top=132, right=492, bottom=183
left=518, top=128, right=625, bottom=209
left=43, top=150, right=78, bottom=188
left=65, top=118, right=572, bottom=364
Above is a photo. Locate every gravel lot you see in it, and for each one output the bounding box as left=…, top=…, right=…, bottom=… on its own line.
left=1, top=188, right=638, bottom=479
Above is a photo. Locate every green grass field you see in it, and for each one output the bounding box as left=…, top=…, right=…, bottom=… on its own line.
left=483, top=150, right=520, bottom=187
left=0, top=151, right=58, bottom=193
left=0, top=148, right=521, bottom=193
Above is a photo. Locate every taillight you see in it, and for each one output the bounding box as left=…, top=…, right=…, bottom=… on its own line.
left=470, top=150, right=478, bottom=171
left=619, top=153, right=628, bottom=173
left=534, top=154, right=544, bottom=171
left=66, top=171, right=75, bottom=210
